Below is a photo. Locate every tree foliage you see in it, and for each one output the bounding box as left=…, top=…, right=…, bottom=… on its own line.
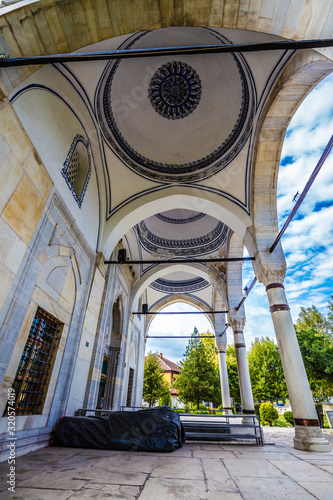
left=259, top=402, right=279, bottom=426
left=225, top=345, right=241, bottom=402
left=294, top=296, right=333, bottom=399
left=173, top=328, right=220, bottom=408
left=283, top=411, right=294, bottom=425
left=143, top=352, right=170, bottom=408
left=295, top=327, right=333, bottom=399
left=295, top=305, right=331, bottom=336
left=247, top=337, right=288, bottom=401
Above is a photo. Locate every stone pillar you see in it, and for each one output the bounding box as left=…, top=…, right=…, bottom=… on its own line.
left=232, top=327, right=255, bottom=414
left=227, top=313, right=255, bottom=414
left=266, top=281, right=330, bottom=452
left=215, top=333, right=232, bottom=415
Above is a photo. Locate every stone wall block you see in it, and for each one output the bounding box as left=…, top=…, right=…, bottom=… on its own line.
left=5, top=7, right=46, bottom=56
left=0, top=105, right=31, bottom=164
left=39, top=1, right=70, bottom=52
left=68, top=0, right=92, bottom=48
left=0, top=150, right=23, bottom=214
left=23, top=149, right=53, bottom=202
left=30, top=5, right=59, bottom=54
left=2, top=175, right=45, bottom=245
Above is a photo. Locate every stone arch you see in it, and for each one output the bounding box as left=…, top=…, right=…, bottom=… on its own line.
left=248, top=52, right=333, bottom=259
left=130, top=262, right=226, bottom=311
left=145, top=294, right=216, bottom=334
left=103, top=190, right=252, bottom=258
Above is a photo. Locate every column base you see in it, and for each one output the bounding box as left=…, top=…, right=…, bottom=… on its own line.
left=294, top=425, right=331, bottom=452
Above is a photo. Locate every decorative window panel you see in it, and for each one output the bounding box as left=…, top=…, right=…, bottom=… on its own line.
left=4, top=308, right=63, bottom=416
left=61, top=135, right=91, bottom=208
left=126, top=368, right=134, bottom=407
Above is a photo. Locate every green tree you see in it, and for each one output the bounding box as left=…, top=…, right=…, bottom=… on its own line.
left=143, top=352, right=170, bottom=408
left=295, top=326, right=333, bottom=399
left=173, top=328, right=219, bottom=409
left=259, top=402, right=279, bottom=426
left=295, top=305, right=330, bottom=335
left=225, top=345, right=241, bottom=402
left=247, top=337, right=288, bottom=401
left=201, top=331, right=221, bottom=407
left=293, top=296, right=333, bottom=399
left=327, top=294, right=333, bottom=334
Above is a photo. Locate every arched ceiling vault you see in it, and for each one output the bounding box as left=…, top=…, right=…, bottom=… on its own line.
left=1, top=0, right=333, bottom=100
left=1, top=2, right=333, bottom=317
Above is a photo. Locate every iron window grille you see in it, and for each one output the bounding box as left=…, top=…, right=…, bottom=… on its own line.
left=61, top=134, right=91, bottom=208
left=3, top=307, right=63, bottom=416
left=126, top=368, right=134, bottom=407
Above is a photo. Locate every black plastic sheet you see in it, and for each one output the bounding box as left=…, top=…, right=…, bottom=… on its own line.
left=52, top=407, right=185, bottom=452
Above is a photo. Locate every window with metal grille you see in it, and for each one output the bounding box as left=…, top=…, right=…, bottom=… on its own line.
left=61, top=134, right=91, bottom=208
left=126, top=368, right=134, bottom=407
left=3, top=308, right=63, bottom=416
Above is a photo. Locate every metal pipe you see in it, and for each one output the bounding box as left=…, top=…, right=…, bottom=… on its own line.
left=235, top=277, right=257, bottom=311
left=235, top=134, right=333, bottom=310
left=105, top=257, right=254, bottom=264
left=269, top=134, right=333, bottom=253
left=146, top=335, right=217, bottom=339
left=133, top=310, right=228, bottom=315
left=1, top=38, right=332, bottom=68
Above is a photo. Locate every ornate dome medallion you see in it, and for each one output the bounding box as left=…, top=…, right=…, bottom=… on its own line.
left=148, top=61, right=202, bottom=120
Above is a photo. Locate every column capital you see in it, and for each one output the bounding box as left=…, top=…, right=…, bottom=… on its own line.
left=228, top=308, right=245, bottom=332
left=252, top=248, right=286, bottom=287
left=215, top=333, right=227, bottom=352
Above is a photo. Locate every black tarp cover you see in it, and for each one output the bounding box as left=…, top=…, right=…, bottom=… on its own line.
left=52, top=407, right=185, bottom=452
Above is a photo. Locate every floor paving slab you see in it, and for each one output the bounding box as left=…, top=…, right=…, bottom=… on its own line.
left=138, top=477, right=208, bottom=500
left=298, top=481, right=333, bottom=500
left=133, top=447, right=193, bottom=457
left=16, top=470, right=89, bottom=490
left=96, top=455, right=157, bottom=473
left=233, top=451, right=297, bottom=460
left=150, top=456, right=204, bottom=480
left=208, top=492, right=243, bottom=500
left=192, top=449, right=237, bottom=459
left=223, top=458, right=283, bottom=478
left=0, top=487, right=74, bottom=500
left=234, top=476, right=316, bottom=500
left=68, top=484, right=140, bottom=499
left=77, top=468, right=148, bottom=485
left=1, top=428, right=332, bottom=499
left=271, top=459, right=333, bottom=482
left=318, top=464, right=333, bottom=473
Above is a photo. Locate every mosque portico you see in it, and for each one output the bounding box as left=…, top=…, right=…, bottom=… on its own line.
left=0, top=0, right=332, bottom=464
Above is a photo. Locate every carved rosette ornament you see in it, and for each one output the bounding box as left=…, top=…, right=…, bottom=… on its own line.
left=148, top=61, right=202, bottom=120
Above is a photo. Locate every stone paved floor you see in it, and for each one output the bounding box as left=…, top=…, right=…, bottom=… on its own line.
left=0, top=429, right=333, bottom=500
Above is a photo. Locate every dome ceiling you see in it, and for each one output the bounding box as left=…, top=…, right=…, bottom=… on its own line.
left=135, top=209, right=229, bottom=257
left=96, top=27, right=255, bottom=183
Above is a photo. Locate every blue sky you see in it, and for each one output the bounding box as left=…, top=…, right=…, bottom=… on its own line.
left=146, top=72, right=333, bottom=364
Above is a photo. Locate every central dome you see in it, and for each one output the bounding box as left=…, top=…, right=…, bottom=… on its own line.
left=96, top=27, right=255, bottom=182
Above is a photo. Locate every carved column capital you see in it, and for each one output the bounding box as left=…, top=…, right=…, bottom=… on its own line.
left=252, top=248, right=286, bottom=288
left=215, top=332, right=227, bottom=352
left=228, top=308, right=245, bottom=332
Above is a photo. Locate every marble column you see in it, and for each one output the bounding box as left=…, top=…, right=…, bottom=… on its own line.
left=266, top=281, right=330, bottom=452
left=215, top=333, right=232, bottom=415
left=228, top=315, right=255, bottom=414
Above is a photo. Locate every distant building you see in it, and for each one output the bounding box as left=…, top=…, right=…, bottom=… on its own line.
left=157, top=353, right=182, bottom=408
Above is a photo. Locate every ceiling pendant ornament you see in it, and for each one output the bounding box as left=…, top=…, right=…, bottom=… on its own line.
left=148, top=61, right=202, bottom=120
